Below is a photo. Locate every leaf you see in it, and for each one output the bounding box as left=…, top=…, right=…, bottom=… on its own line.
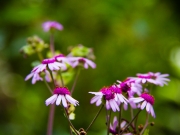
left=143, top=129, right=149, bottom=135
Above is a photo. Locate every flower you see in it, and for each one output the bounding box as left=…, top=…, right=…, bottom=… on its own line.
left=25, top=58, right=67, bottom=83
left=45, top=87, right=79, bottom=107
left=117, top=79, right=142, bottom=96
left=42, top=21, right=63, bottom=32
left=109, top=116, right=133, bottom=135
left=89, top=86, right=120, bottom=112
left=33, top=58, right=67, bottom=73
left=25, top=72, right=43, bottom=84
left=68, top=57, right=96, bottom=69
left=128, top=72, right=169, bottom=86
left=109, top=85, right=129, bottom=107
left=129, top=93, right=155, bottom=118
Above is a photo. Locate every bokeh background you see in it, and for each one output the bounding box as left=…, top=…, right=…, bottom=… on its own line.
left=0, top=0, right=180, bottom=135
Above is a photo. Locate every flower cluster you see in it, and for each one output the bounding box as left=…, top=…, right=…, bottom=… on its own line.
left=23, top=21, right=170, bottom=135
left=89, top=72, right=169, bottom=134
left=25, top=54, right=96, bottom=84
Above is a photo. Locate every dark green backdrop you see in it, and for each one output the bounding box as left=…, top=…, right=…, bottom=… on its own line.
left=0, top=0, right=180, bottom=135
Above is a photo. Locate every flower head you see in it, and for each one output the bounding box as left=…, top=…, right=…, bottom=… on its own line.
left=45, top=87, right=79, bottom=107
left=128, top=72, right=169, bottom=86
left=42, top=21, right=63, bottom=32
left=25, top=58, right=67, bottom=83
left=109, top=85, right=129, bottom=107
left=68, top=57, right=96, bottom=69
left=89, top=86, right=119, bottom=112
left=129, top=93, right=155, bottom=118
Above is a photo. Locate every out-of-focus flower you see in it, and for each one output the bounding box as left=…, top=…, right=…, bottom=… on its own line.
left=25, top=72, right=43, bottom=84
left=42, top=21, right=63, bottom=32
left=117, top=79, right=142, bottom=96
left=109, top=116, right=133, bottom=135
left=54, top=54, right=73, bottom=66
left=25, top=58, right=67, bottom=84
left=32, top=58, right=67, bottom=73
left=68, top=57, right=96, bottom=69
left=129, top=93, right=155, bottom=118
left=89, top=87, right=119, bottom=112
left=128, top=72, right=169, bottom=86
left=45, top=87, right=79, bottom=107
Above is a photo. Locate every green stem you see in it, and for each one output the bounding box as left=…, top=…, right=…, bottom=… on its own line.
left=140, top=113, right=149, bottom=135
left=49, top=70, right=56, bottom=88
left=118, top=104, right=123, bottom=135
left=37, top=51, right=43, bottom=61
left=64, top=107, right=79, bottom=135
left=59, top=70, right=64, bottom=87
left=86, top=104, right=104, bottom=132
left=47, top=104, right=55, bottom=135
left=120, top=109, right=141, bottom=135
left=43, top=79, right=53, bottom=94
left=50, top=32, right=55, bottom=56
left=130, top=107, right=134, bottom=127
left=71, top=68, right=81, bottom=95
left=107, top=110, right=112, bottom=135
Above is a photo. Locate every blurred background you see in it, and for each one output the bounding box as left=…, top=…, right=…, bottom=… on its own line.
left=0, top=0, right=180, bottom=135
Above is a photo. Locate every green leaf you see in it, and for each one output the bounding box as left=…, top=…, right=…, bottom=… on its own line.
left=143, top=129, right=149, bottom=135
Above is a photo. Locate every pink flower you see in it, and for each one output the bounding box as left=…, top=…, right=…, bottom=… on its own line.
left=109, top=85, right=129, bottom=107
left=45, top=87, right=79, bottom=107
left=109, top=116, right=133, bottom=135
left=42, top=21, right=63, bottom=32
left=128, top=72, right=169, bottom=86
left=89, top=86, right=120, bottom=112
left=25, top=58, right=66, bottom=84
left=68, top=57, right=96, bottom=69
left=129, top=93, right=155, bottom=118
left=117, top=79, right=142, bottom=96
left=33, top=58, right=66, bottom=73
left=25, top=72, right=43, bottom=84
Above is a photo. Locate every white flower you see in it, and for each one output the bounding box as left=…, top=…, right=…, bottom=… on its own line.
left=129, top=93, right=155, bottom=118
left=68, top=57, right=96, bottom=69
left=128, top=72, right=169, bottom=86
left=45, top=87, right=79, bottom=108
left=89, top=86, right=120, bottom=112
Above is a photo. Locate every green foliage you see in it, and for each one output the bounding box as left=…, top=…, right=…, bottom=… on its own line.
left=0, top=0, right=180, bottom=135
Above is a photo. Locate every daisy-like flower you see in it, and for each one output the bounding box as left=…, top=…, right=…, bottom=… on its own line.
left=25, top=58, right=66, bottom=84
left=129, top=93, right=155, bottom=118
left=109, top=116, right=133, bottom=135
left=68, top=57, right=96, bottom=69
left=45, top=87, right=79, bottom=107
left=109, top=85, right=129, bottom=108
left=117, top=79, right=142, bottom=96
left=42, top=21, right=63, bottom=32
left=32, top=58, right=67, bottom=73
left=128, top=72, right=169, bottom=86
left=89, top=87, right=119, bottom=112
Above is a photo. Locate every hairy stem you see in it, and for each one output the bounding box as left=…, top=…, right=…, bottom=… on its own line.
left=120, top=109, right=141, bottom=135
left=107, top=110, right=112, bottom=135
left=118, top=104, right=123, bottom=135
left=47, top=104, right=55, bottom=135
left=50, top=33, right=55, bottom=56
left=64, top=108, right=79, bottom=135
left=71, top=68, right=80, bottom=95
left=86, top=104, right=104, bottom=132
left=140, top=113, right=149, bottom=135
